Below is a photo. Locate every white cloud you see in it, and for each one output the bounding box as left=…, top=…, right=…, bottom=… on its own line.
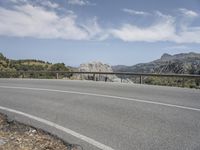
left=110, top=14, right=176, bottom=42
left=68, top=0, right=92, bottom=6
left=179, top=8, right=198, bottom=18
left=40, top=1, right=59, bottom=9
left=9, top=0, right=59, bottom=9
left=80, top=17, right=108, bottom=40
left=9, top=0, right=27, bottom=3
left=122, top=8, right=150, bottom=16
left=154, top=11, right=172, bottom=19
left=173, top=27, right=200, bottom=43
left=0, top=4, right=102, bottom=40
left=110, top=10, right=200, bottom=43
left=1, top=2, right=200, bottom=44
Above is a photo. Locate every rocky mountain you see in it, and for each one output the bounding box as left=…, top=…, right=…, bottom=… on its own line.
left=160, top=52, right=200, bottom=61
left=112, top=52, right=200, bottom=74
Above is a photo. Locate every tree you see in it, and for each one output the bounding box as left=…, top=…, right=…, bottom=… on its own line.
left=50, top=63, right=69, bottom=71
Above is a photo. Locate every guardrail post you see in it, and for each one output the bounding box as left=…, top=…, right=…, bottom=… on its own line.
left=182, top=77, right=185, bottom=87
left=105, top=75, right=108, bottom=82
left=80, top=73, right=82, bottom=80
left=140, top=75, right=143, bottom=84
left=56, top=73, right=59, bottom=79
left=22, top=73, right=25, bottom=78
left=93, top=74, right=95, bottom=81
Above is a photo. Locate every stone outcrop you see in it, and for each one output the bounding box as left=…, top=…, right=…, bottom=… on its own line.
left=75, top=61, right=120, bottom=82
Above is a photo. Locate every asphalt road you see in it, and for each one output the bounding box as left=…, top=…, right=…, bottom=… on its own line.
left=0, top=79, right=200, bottom=150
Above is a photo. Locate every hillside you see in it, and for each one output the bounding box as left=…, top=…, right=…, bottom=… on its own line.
left=0, top=53, right=70, bottom=78
left=112, top=52, right=200, bottom=75
left=112, top=52, right=200, bottom=88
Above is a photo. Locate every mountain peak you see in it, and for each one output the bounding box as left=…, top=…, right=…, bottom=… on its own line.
left=160, top=53, right=172, bottom=61
left=159, top=52, right=200, bottom=61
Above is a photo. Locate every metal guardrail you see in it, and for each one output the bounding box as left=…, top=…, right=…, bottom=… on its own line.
left=0, top=71, right=200, bottom=85
left=1, top=71, right=200, bottom=77
left=69, top=71, right=200, bottom=86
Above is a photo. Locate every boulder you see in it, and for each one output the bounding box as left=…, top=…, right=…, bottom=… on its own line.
left=75, top=61, right=120, bottom=82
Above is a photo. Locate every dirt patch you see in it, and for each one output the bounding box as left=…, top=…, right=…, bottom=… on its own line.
left=0, top=113, right=81, bottom=150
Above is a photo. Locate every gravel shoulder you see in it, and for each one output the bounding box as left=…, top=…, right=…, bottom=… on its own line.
left=0, top=113, right=79, bottom=150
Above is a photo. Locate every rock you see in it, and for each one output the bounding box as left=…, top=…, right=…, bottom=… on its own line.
left=75, top=61, right=120, bottom=82
left=0, top=138, right=7, bottom=146
left=31, top=129, right=37, bottom=133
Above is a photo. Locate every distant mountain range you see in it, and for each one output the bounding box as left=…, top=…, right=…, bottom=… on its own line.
left=1, top=51, right=199, bottom=88
left=1, top=52, right=200, bottom=75
left=112, top=52, right=200, bottom=75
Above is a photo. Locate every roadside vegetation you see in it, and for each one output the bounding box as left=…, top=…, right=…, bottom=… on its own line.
left=144, top=77, right=200, bottom=89
left=126, top=76, right=200, bottom=89
left=0, top=53, right=71, bottom=79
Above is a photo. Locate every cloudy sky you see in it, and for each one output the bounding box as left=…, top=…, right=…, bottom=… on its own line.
left=0, top=0, right=200, bottom=66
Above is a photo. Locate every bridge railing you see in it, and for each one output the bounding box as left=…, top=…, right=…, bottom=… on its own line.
left=0, top=71, right=200, bottom=87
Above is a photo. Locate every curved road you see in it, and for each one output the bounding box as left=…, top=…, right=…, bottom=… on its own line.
left=0, top=79, right=200, bottom=150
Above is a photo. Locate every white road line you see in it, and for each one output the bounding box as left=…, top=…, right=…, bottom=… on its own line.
left=0, top=105, right=114, bottom=150
left=0, top=85, right=200, bottom=112
left=0, top=86, right=199, bottom=150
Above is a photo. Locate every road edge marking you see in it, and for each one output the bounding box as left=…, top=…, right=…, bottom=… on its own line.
left=0, top=105, right=114, bottom=150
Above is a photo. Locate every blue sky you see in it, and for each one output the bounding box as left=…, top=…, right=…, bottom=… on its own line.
left=0, top=0, right=200, bottom=66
